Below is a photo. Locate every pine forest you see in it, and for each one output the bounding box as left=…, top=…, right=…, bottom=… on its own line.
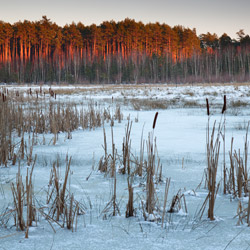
left=0, top=16, right=250, bottom=84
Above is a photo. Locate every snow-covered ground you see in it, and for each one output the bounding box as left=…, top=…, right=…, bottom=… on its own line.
left=1, top=83, right=250, bottom=250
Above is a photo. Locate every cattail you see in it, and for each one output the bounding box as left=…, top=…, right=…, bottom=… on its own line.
left=2, top=93, right=5, bottom=102
left=206, top=98, right=210, bottom=116
left=152, top=112, right=158, bottom=129
left=222, top=95, right=226, bottom=114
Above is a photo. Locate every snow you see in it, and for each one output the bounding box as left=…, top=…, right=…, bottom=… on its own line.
left=1, top=83, right=250, bottom=249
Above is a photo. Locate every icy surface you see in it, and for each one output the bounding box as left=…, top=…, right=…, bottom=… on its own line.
left=1, top=83, right=250, bottom=249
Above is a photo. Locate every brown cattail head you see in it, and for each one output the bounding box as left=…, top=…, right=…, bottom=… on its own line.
left=206, top=98, right=210, bottom=116
left=222, top=95, right=226, bottom=114
left=2, top=93, right=5, bottom=102
left=153, top=112, right=159, bottom=129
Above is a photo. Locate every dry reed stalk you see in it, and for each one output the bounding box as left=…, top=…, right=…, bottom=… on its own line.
left=206, top=121, right=221, bottom=220
left=126, top=176, right=134, bottom=218
left=234, top=150, right=243, bottom=198
left=98, top=126, right=109, bottom=173
left=64, top=194, right=78, bottom=231
left=146, top=132, right=156, bottom=215
left=138, top=129, right=145, bottom=177
left=222, top=95, right=227, bottom=195
left=168, top=189, right=187, bottom=214
left=155, top=147, right=163, bottom=183
left=111, top=125, right=116, bottom=178
left=247, top=180, right=250, bottom=225
left=162, top=178, right=170, bottom=227
left=243, top=122, right=249, bottom=194
left=11, top=164, right=25, bottom=231
left=25, top=155, right=36, bottom=238
left=121, top=120, right=132, bottom=175
left=113, top=169, right=117, bottom=216
left=228, top=138, right=236, bottom=195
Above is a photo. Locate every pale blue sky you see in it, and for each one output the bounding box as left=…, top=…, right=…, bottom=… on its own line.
left=0, top=0, right=249, bottom=38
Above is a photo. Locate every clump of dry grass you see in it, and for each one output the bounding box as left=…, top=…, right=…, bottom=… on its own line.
left=131, top=99, right=168, bottom=110
left=235, top=195, right=250, bottom=227
left=182, top=100, right=200, bottom=108
left=199, top=121, right=221, bottom=221
left=227, top=123, right=249, bottom=198
left=183, top=90, right=195, bottom=97
left=121, top=120, right=132, bottom=175
left=231, top=100, right=249, bottom=108
left=98, top=125, right=117, bottom=177
left=161, top=178, right=170, bottom=227
left=0, top=89, right=123, bottom=167
left=46, top=156, right=84, bottom=231
left=126, top=176, right=134, bottom=218
left=145, top=132, right=156, bottom=216
left=9, top=156, right=37, bottom=237
left=168, top=189, right=187, bottom=214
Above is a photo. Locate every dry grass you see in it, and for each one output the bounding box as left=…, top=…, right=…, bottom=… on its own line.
left=121, top=120, right=132, bottom=175
left=227, top=123, right=249, bottom=198
left=0, top=89, right=122, bottom=167
left=199, top=121, right=221, bottom=220
left=9, top=156, right=37, bottom=237
left=131, top=99, right=169, bottom=110
left=182, top=100, right=201, bottom=108
left=46, top=156, right=84, bottom=231
left=231, top=100, right=249, bottom=108
left=126, top=176, right=134, bottom=218
left=168, top=189, right=187, bottom=214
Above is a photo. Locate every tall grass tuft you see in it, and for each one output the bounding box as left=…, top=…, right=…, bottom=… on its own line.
left=199, top=121, right=221, bottom=220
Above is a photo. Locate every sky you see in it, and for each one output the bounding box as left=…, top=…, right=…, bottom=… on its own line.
left=0, top=0, right=250, bottom=39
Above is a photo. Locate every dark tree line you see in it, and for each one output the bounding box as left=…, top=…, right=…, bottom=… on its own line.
left=0, top=16, right=250, bottom=84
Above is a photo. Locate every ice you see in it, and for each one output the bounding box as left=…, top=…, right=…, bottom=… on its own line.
left=1, top=83, right=250, bottom=249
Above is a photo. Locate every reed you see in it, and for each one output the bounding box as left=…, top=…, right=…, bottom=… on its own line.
left=145, top=132, right=156, bottom=215
left=46, top=156, right=82, bottom=230
left=10, top=157, right=36, bottom=236
left=0, top=89, right=122, bottom=167
left=11, top=165, right=25, bottom=231
left=162, top=178, right=170, bottom=227
left=222, top=95, right=227, bottom=195
left=121, top=120, right=132, bottom=175
left=227, top=123, right=249, bottom=197
left=137, top=128, right=145, bottom=177
left=168, top=188, right=187, bottom=214
left=206, top=121, right=221, bottom=220
left=25, top=155, right=37, bottom=238
left=126, top=176, right=134, bottom=218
